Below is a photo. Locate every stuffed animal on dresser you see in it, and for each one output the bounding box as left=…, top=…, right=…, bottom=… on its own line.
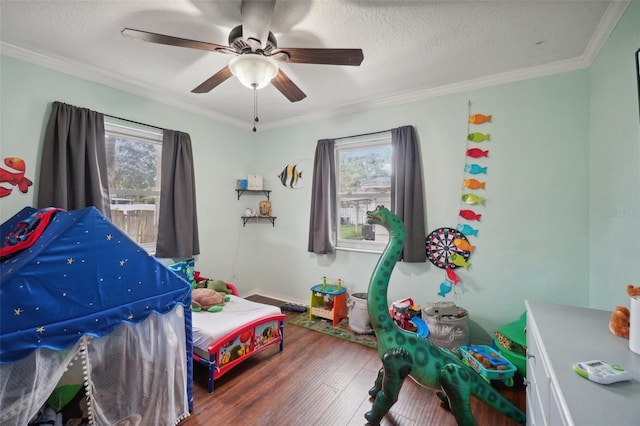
left=609, top=284, right=640, bottom=338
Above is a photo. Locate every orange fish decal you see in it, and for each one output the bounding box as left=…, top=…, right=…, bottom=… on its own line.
left=468, top=114, right=492, bottom=124
left=453, top=238, right=475, bottom=253
left=0, top=157, right=33, bottom=198
left=463, top=179, right=486, bottom=190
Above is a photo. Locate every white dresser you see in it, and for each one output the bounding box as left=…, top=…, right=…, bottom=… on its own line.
left=525, top=301, right=639, bottom=426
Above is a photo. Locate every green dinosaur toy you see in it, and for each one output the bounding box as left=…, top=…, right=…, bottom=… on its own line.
left=364, top=205, right=525, bottom=426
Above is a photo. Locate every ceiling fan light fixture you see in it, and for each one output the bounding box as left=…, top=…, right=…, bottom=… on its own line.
left=229, top=54, right=278, bottom=89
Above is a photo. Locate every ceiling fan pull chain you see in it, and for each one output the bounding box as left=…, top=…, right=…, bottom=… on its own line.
left=253, top=86, right=259, bottom=132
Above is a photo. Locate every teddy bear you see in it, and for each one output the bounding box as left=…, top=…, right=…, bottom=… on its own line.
left=191, top=288, right=230, bottom=313
left=609, top=284, right=640, bottom=338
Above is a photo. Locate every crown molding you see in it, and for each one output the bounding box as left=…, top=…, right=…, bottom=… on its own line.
left=0, top=42, right=247, bottom=129
left=1, top=0, right=630, bottom=131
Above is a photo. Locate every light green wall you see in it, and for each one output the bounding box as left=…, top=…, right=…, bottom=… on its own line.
left=0, top=3, right=637, bottom=339
left=245, top=71, right=591, bottom=335
left=588, top=0, right=640, bottom=310
left=0, top=55, right=254, bottom=274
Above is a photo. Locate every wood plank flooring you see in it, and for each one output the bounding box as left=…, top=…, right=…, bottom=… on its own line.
left=180, top=295, right=525, bottom=426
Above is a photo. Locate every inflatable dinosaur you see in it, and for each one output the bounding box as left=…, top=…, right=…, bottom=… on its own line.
left=364, top=205, right=525, bottom=426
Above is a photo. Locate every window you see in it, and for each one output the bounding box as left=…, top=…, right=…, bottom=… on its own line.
left=104, top=118, right=162, bottom=252
left=336, top=132, right=391, bottom=252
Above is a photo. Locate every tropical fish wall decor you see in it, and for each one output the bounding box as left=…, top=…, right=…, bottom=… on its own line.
left=459, top=209, right=481, bottom=221
left=466, top=148, right=489, bottom=158
left=464, top=164, right=487, bottom=175
left=456, top=223, right=479, bottom=237
left=278, top=163, right=302, bottom=188
left=467, top=132, right=490, bottom=143
left=462, top=178, right=485, bottom=190
left=461, top=194, right=485, bottom=205
left=0, top=157, right=33, bottom=198
left=468, top=114, right=492, bottom=124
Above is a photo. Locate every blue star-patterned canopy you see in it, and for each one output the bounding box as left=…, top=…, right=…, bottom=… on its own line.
left=0, top=207, right=191, bottom=363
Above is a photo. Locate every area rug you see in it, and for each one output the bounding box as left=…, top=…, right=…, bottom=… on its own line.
left=289, top=313, right=377, bottom=349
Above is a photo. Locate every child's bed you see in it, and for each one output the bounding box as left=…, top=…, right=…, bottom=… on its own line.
left=190, top=281, right=285, bottom=393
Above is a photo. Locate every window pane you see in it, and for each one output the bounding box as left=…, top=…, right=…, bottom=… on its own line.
left=104, top=129, right=162, bottom=252
left=337, top=139, right=391, bottom=250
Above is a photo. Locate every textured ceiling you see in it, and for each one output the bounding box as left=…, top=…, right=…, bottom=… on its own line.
left=0, top=1, right=629, bottom=130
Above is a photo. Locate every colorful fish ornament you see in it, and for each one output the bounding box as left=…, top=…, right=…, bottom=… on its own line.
left=468, top=132, right=490, bottom=143
left=278, top=164, right=302, bottom=188
left=456, top=223, right=479, bottom=237
left=0, top=157, right=33, bottom=198
left=464, top=164, right=487, bottom=175
left=463, top=178, right=485, bottom=190
left=453, top=238, right=475, bottom=253
left=438, top=280, right=453, bottom=297
left=445, top=267, right=461, bottom=285
left=466, top=148, right=489, bottom=158
left=468, top=114, right=492, bottom=124
left=450, top=253, right=471, bottom=270
left=459, top=209, right=481, bottom=221
left=461, top=194, right=485, bottom=205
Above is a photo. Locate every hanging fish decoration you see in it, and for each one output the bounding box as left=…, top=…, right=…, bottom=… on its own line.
left=466, top=148, right=489, bottom=158
left=459, top=209, right=482, bottom=221
left=468, top=114, right=492, bottom=124
left=445, top=267, right=461, bottom=285
left=468, top=132, right=490, bottom=143
left=456, top=223, right=479, bottom=237
left=278, top=164, right=302, bottom=188
left=463, top=178, right=486, bottom=190
left=464, top=164, right=487, bottom=175
left=450, top=253, right=471, bottom=269
left=438, top=280, right=453, bottom=297
left=461, top=194, right=485, bottom=205
left=453, top=238, right=475, bottom=253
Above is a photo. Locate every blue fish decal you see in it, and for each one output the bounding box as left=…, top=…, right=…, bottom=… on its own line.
left=456, top=224, right=479, bottom=237
left=278, top=164, right=302, bottom=188
left=464, top=164, right=487, bottom=175
left=438, top=280, right=453, bottom=297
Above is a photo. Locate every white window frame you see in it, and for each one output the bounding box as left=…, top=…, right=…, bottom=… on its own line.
left=335, top=131, right=392, bottom=253
left=104, top=118, right=163, bottom=253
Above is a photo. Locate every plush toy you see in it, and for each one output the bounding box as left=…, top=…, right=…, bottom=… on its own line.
left=191, top=288, right=230, bottom=312
left=609, top=284, right=640, bottom=338
left=206, top=279, right=231, bottom=294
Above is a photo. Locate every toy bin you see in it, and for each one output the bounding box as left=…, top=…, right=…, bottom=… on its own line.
left=460, top=345, right=517, bottom=386
left=347, top=293, right=372, bottom=334
left=423, top=302, right=469, bottom=351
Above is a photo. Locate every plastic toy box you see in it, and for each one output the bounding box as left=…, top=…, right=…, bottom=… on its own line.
left=460, top=345, right=517, bottom=383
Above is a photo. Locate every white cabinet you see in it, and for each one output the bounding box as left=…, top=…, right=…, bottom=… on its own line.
left=525, top=301, right=640, bottom=426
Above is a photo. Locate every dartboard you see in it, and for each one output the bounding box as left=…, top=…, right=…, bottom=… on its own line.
left=426, top=227, right=471, bottom=269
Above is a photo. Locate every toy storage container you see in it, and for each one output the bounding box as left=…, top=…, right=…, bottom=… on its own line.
left=460, top=345, right=517, bottom=386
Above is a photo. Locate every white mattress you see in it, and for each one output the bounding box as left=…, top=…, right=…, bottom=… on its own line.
left=191, top=295, right=281, bottom=352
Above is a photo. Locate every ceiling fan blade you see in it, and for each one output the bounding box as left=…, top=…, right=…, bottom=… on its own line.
left=191, top=66, right=233, bottom=93
left=121, top=28, right=233, bottom=54
left=271, top=47, right=364, bottom=66
left=271, top=69, right=306, bottom=102
left=241, top=0, right=276, bottom=49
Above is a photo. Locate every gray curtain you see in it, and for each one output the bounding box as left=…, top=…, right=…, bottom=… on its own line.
left=37, top=101, right=111, bottom=218
left=307, top=139, right=337, bottom=254
left=391, top=125, right=426, bottom=262
left=155, top=130, right=200, bottom=259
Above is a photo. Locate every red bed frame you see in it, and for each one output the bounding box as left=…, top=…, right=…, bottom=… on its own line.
left=191, top=278, right=285, bottom=393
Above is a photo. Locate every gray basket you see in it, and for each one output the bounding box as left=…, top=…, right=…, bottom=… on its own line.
left=423, top=304, right=470, bottom=351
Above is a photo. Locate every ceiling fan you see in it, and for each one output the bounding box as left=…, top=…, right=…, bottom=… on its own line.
left=121, top=0, right=364, bottom=103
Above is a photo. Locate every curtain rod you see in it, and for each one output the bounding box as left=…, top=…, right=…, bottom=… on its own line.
left=103, top=113, right=165, bottom=132
left=336, top=128, right=393, bottom=141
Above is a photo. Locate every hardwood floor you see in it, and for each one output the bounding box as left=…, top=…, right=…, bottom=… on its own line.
left=180, top=295, right=525, bottom=426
